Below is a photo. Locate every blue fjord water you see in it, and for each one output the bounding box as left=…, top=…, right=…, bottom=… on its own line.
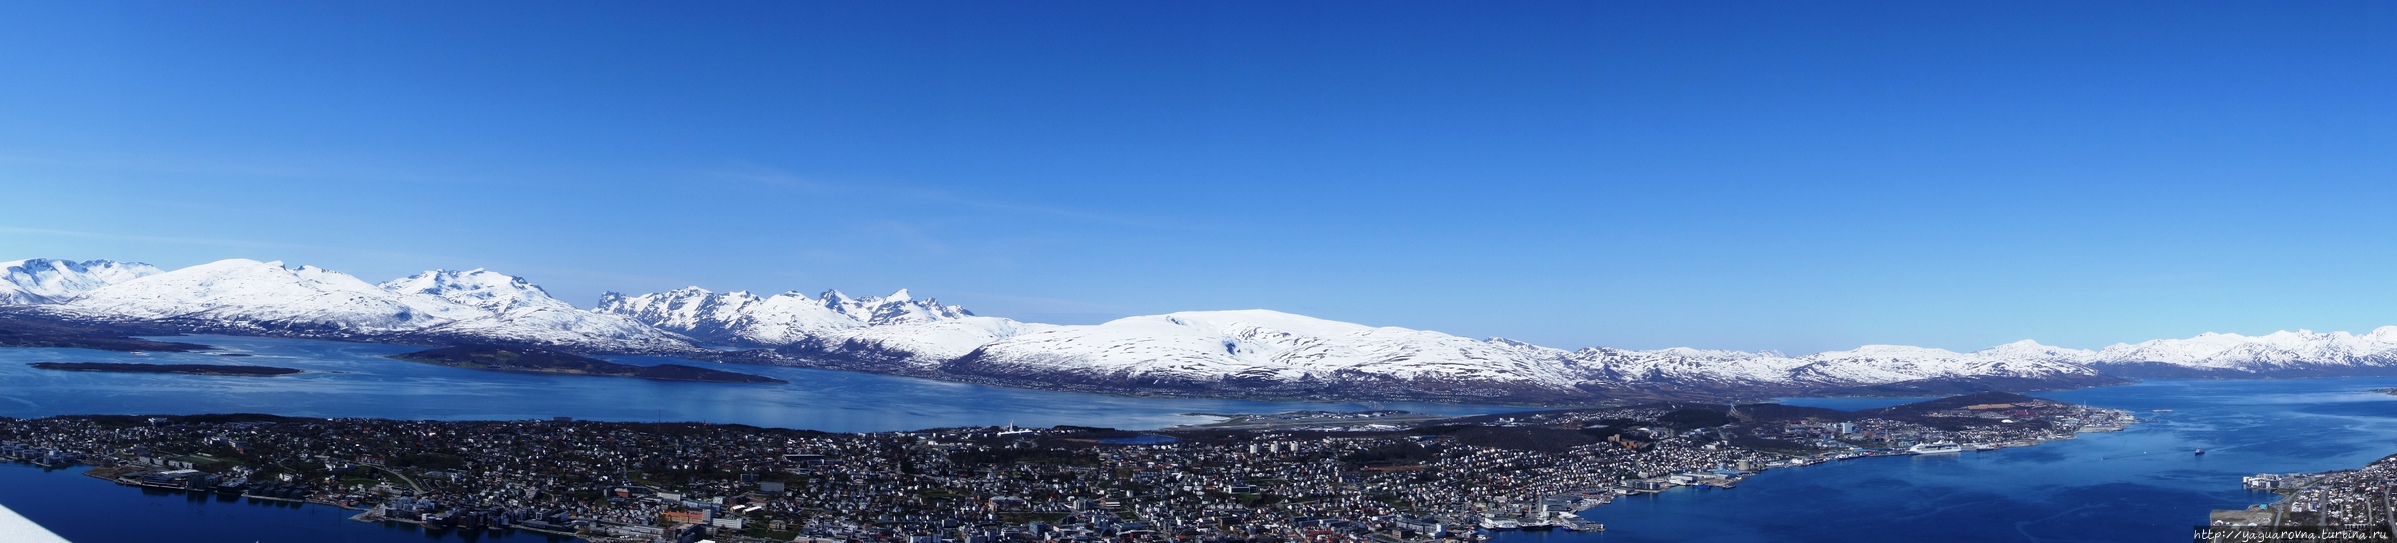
left=2, top=336, right=2396, bottom=542
left=0, top=335, right=1515, bottom=431
left=1501, top=378, right=2397, bottom=542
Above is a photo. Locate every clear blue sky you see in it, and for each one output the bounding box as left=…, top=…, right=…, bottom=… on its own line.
left=2, top=1, right=2391, bottom=353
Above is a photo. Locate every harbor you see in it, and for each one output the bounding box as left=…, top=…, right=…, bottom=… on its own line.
left=0, top=390, right=2142, bottom=543
left=0, top=377, right=2388, bottom=542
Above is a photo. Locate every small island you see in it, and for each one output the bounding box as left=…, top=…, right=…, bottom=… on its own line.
left=29, top=362, right=303, bottom=376
left=389, top=345, right=787, bottom=384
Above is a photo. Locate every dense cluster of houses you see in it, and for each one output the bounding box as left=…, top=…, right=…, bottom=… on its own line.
left=0, top=395, right=2134, bottom=543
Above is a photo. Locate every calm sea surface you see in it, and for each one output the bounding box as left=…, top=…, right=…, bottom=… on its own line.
left=1507, top=378, right=2397, bottom=542
left=3, top=336, right=2396, bottom=542
left=0, top=464, right=571, bottom=543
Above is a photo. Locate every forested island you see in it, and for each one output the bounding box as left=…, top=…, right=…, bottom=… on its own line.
left=27, top=362, right=302, bottom=376
left=389, top=345, right=786, bottom=384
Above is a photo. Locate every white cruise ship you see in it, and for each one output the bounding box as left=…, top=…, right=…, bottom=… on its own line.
left=1908, top=441, right=1964, bottom=455
left=1478, top=517, right=1521, bottom=531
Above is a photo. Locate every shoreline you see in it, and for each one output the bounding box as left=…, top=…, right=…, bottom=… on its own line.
left=0, top=393, right=2140, bottom=542
left=43, top=463, right=602, bottom=542
left=4, top=412, right=2137, bottom=543
left=27, top=361, right=306, bottom=377
left=2205, top=453, right=2397, bottom=535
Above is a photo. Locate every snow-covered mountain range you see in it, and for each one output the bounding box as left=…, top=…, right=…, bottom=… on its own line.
left=13, top=258, right=688, bottom=352
left=6, top=256, right=2396, bottom=403
left=594, top=287, right=1039, bottom=365
left=940, top=311, right=2121, bottom=402
left=1, top=259, right=164, bottom=304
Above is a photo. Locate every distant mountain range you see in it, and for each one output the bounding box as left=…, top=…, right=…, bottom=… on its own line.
left=6, top=257, right=2395, bottom=404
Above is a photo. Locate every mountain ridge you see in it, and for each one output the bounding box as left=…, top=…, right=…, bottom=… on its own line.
left=6, top=256, right=2394, bottom=404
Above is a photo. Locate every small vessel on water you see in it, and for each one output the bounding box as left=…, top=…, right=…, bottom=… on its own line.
left=1558, top=516, right=1607, bottom=532
left=2195, top=449, right=2205, bottom=456
left=1908, top=441, right=1964, bottom=455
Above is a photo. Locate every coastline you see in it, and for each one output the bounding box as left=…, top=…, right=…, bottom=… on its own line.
left=2205, top=453, right=2397, bottom=536
left=0, top=392, right=2139, bottom=542
left=27, top=361, right=305, bottom=376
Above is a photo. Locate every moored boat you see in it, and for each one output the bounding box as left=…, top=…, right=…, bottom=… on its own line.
left=1908, top=442, right=1964, bottom=455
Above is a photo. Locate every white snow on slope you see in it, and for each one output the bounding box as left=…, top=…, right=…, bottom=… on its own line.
left=966, top=310, right=2109, bottom=390
left=1569, top=346, right=1815, bottom=386
left=965, top=310, right=1594, bottom=388
left=0, top=258, right=163, bottom=305
left=596, top=287, right=1033, bottom=364
left=835, top=317, right=1054, bottom=365
left=1784, top=344, right=2100, bottom=384
left=597, top=288, right=871, bottom=344
left=2093, top=328, right=2397, bottom=371
left=596, top=288, right=976, bottom=342
left=59, top=259, right=486, bottom=332
left=43, top=259, right=690, bottom=351
left=382, top=269, right=697, bottom=352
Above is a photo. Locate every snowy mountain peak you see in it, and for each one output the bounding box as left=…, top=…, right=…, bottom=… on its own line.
left=28, top=259, right=689, bottom=352
left=1974, top=339, right=2097, bottom=362
left=598, top=283, right=981, bottom=346
left=822, top=289, right=974, bottom=325
left=56, top=258, right=487, bottom=332
left=592, top=283, right=1031, bottom=364
left=953, top=309, right=1602, bottom=397
left=1807, top=344, right=1965, bottom=360
left=0, top=258, right=165, bottom=305
left=380, top=269, right=559, bottom=313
